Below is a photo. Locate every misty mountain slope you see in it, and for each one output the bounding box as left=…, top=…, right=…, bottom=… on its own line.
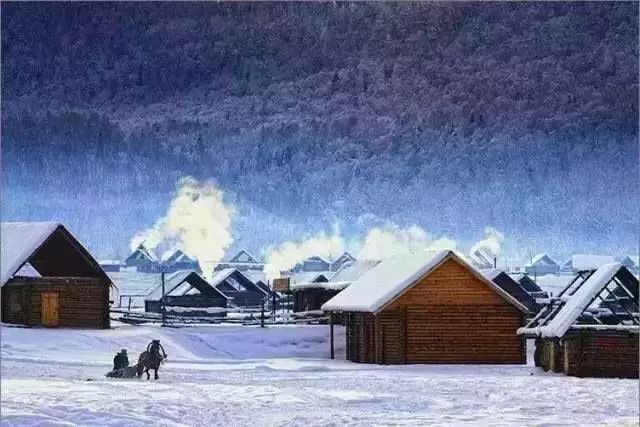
left=1, top=2, right=638, bottom=259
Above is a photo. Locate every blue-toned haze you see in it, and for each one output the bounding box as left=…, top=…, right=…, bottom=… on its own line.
left=1, top=2, right=638, bottom=264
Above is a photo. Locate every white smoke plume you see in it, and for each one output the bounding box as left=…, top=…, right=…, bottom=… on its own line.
left=468, top=226, right=505, bottom=266
left=264, top=223, right=457, bottom=279
left=264, top=231, right=345, bottom=279
left=357, top=224, right=457, bottom=260
left=130, top=177, right=234, bottom=277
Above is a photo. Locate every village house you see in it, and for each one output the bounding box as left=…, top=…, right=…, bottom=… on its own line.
left=323, top=250, right=528, bottom=364
left=163, top=249, right=200, bottom=273
left=1, top=222, right=112, bottom=329
left=481, top=269, right=540, bottom=316
left=144, top=270, right=228, bottom=316
left=108, top=271, right=162, bottom=308
left=518, top=263, right=639, bottom=378
left=211, top=268, right=269, bottom=307
left=291, top=260, right=380, bottom=313
left=213, top=249, right=265, bottom=273
left=124, top=243, right=159, bottom=273
left=524, top=253, right=560, bottom=276
left=98, top=259, right=123, bottom=272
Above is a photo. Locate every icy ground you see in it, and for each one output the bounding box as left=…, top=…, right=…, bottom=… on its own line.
left=1, top=323, right=638, bottom=426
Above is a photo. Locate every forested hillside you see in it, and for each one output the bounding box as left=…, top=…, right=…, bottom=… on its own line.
left=1, top=2, right=638, bottom=259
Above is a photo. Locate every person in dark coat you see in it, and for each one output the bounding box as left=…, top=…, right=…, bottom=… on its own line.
left=113, top=349, right=129, bottom=371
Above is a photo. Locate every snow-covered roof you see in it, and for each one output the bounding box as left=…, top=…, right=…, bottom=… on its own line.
left=163, top=249, right=196, bottom=264
left=566, top=254, right=616, bottom=271
left=209, top=268, right=239, bottom=287
left=329, top=260, right=380, bottom=284
left=108, top=271, right=162, bottom=296
left=289, top=281, right=352, bottom=291
left=1, top=222, right=61, bottom=286
left=480, top=268, right=503, bottom=281
left=526, top=253, right=557, bottom=267
left=145, top=270, right=212, bottom=300
left=518, top=263, right=635, bottom=338
left=469, top=248, right=494, bottom=268
left=126, top=244, right=158, bottom=262
left=98, top=259, right=123, bottom=265
left=322, top=250, right=528, bottom=313
left=287, top=271, right=333, bottom=284
left=226, top=249, right=260, bottom=264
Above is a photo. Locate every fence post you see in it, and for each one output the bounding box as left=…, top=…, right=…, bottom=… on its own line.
left=127, top=297, right=132, bottom=311
left=260, top=300, right=265, bottom=328
left=330, top=311, right=335, bottom=360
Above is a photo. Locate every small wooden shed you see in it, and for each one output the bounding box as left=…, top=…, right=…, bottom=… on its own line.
left=212, top=268, right=269, bottom=307
left=519, top=263, right=639, bottom=378
left=1, top=222, right=112, bottom=328
left=322, top=250, right=528, bottom=364
left=144, top=270, right=229, bottom=316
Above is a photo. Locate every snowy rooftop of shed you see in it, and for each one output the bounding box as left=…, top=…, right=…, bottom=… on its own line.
left=322, top=250, right=527, bottom=313
left=1, top=222, right=60, bottom=286
left=518, top=263, right=639, bottom=338
left=568, top=254, right=616, bottom=271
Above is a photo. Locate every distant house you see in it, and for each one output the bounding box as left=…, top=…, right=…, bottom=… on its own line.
left=331, top=252, right=356, bottom=272
left=524, top=254, right=559, bottom=276
left=469, top=248, right=495, bottom=269
left=124, top=244, right=159, bottom=273
left=144, top=271, right=228, bottom=316
left=323, top=250, right=528, bottom=364
left=213, top=249, right=264, bottom=272
left=163, top=249, right=200, bottom=273
left=1, top=222, right=112, bottom=328
left=481, top=269, right=540, bottom=315
left=99, top=260, right=123, bottom=272
left=211, top=268, right=269, bottom=307
left=291, top=260, right=379, bottom=313
left=291, top=256, right=332, bottom=273
left=561, top=254, right=615, bottom=274
left=519, top=263, right=639, bottom=378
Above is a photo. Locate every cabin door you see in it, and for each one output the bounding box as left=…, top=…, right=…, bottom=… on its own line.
left=41, top=292, right=59, bottom=327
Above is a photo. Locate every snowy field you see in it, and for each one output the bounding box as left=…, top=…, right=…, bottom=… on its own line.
left=1, top=323, right=638, bottom=426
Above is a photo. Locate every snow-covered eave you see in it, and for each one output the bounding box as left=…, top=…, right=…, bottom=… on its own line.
left=290, top=281, right=351, bottom=291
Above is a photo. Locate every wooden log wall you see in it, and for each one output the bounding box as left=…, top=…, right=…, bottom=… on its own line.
left=563, top=331, right=639, bottom=378
left=383, top=258, right=525, bottom=364
left=2, top=277, right=110, bottom=328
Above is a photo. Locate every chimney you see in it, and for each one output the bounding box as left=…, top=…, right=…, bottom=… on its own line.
left=493, top=257, right=497, bottom=269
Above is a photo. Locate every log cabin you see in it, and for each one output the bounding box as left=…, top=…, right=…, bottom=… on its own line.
left=144, top=270, right=228, bottom=317
left=518, top=263, right=639, bottom=378
left=322, top=250, right=528, bottom=364
left=481, top=269, right=541, bottom=316
left=1, top=222, right=112, bottom=328
left=292, top=261, right=379, bottom=313
left=124, top=243, right=159, bottom=273
left=212, top=268, right=269, bottom=307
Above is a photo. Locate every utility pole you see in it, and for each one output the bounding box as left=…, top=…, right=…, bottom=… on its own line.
left=161, top=270, right=166, bottom=327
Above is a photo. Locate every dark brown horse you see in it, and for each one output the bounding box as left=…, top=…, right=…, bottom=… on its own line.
left=137, top=340, right=167, bottom=380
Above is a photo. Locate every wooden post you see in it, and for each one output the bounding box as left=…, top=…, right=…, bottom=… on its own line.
left=127, top=297, right=132, bottom=311
left=161, top=271, right=166, bottom=327
left=330, top=311, right=335, bottom=360
left=260, top=300, right=265, bottom=328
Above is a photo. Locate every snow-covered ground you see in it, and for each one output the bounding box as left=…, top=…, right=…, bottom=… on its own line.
left=1, top=323, right=638, bottom=426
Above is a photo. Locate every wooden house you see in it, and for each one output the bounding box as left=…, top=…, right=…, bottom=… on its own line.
left=144, top=270, right=228, bottom=316
left=124, top=244, right=159, bottom=273
left=213, top=249, right=265, bottom=273
left=322, top=250, right=528, bottom=364
left=518, top=263, right=639, bottom=378
left=525, top=253, right=559, bottom=276
left=510, top=273, right=548, bottom=297
left=292, top=261, right=379, bottom=313
left=482, top=269, right=540, bottom=316
left=211, top=268, right=269, bottom=307
left=108, top=271, right=162, bottom=308
left=98, top=259, right=123, bottom=272
left=1, top=222, right=112, bottom=328
left=163, top=249, right=200, bottom=273
left=290, top=256, right=333, bottom=273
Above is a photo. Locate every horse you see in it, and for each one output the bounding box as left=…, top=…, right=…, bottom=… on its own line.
left=136, top=340, right=167, bottom=380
